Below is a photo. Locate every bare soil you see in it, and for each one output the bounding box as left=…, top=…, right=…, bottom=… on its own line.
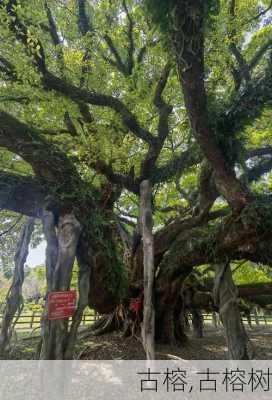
left=78, top=326, right=272, bottom=360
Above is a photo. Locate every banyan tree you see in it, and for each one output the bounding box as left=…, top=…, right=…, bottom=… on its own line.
left=0, top=0, right=272, bottom=359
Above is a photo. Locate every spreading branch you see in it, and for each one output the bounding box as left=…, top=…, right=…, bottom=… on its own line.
left=0, top=171, right=48, bottom=217
left=42, top=71, right=155, bottom=144
left=91, top=144, right=201, bottom=194
left=157, top=198, right=272, bottom=284
left=0, top=111, right=79, bottom=184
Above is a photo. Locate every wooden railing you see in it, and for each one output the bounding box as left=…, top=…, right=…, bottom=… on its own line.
left=193, top=313, right=272, bottom=327
left=0, top=310, right=100, bottom=331
left=0, top=312, right=271, bottom=332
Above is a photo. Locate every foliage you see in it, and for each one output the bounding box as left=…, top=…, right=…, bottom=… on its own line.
left=0, top=0, right=271, bottom=299
left=240, top=198, right=272, bottom=233
left=233, top=262, right=272, bottom=285
left=144, top=0, right=219, bottom=38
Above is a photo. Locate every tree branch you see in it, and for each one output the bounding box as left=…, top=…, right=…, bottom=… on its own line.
left=2, top=2, right=154, bottom=144
left=151, top=147, right=202, bottom=184
left=172, top=1, right=249, bottom=212
left=229, top=44, right=251, bottom=89
left=44, top=0, right=64, bottom=72
left=91, top=145, right=201, bottom=193
left=89, top=64, right=176, bottom=190
left=103, top=0, right=136, bottom=76
left=44, top=3, right=90, bottom=129
left=157, top=198, right=272, bottom=282
left=139, top=62, right=173, bottom=178
left=249, top=39, right=272, bottom=71
left=91, top=160, right=139, bottom=194
left=219, top=63, right=272, bottom=138
left=247, top=1, right=272, bottom=23
left=44, top=1, right=62, bottom=47
left=0, top=215, right=23, bottom=239
left=103, top=34, right=128, bottom=76
left=0, top=111, right=80, bottom=185
left=42, top=70, right=155, bottom=144
left=0, top=171, right=47, bottom=217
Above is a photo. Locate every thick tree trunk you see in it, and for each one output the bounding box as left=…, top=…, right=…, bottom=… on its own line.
left=140, top=180, right=155, bottom=360
left=155, top=301, right=188, bottom=346
left=156, top=306, right=175, bottom=345
left=155, top=278, right=188, bottom=345
left=173, top=295, right=188, bottom=344
left=213, top=262, right=250, bottom=359
left=0, top=218, right=34, bottom=353
left=40, top=210, right=82, bottom=360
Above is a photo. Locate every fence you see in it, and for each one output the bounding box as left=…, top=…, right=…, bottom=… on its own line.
left=0, top=310, right=100, bottom=332
left=197, top=313, right=272, bottom=328
left=0, top=312, right=271, bottom=332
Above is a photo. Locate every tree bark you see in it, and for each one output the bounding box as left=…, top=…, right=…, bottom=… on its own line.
left=140, top=180, right=155, bottom=360
left=40, top=210, right=82, bottom=360
left=173, top=294, right=188, bottom=344
left=0, top=217, right=35, bottom=353
left=156, top=307, right=175, bottom=345
left=213, top=262, right=250, bottom=359
left=64, top=232, right=92, bottom=359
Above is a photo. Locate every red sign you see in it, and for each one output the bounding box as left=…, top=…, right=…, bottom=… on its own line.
left=129, top=297, right=143, bottom=314
left=47, top=291, right=77, bottom=320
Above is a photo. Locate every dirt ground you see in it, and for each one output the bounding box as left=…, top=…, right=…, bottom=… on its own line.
left=78, top=326, right=272, bottom=360
left=5, top=326, right=272, bottom=359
